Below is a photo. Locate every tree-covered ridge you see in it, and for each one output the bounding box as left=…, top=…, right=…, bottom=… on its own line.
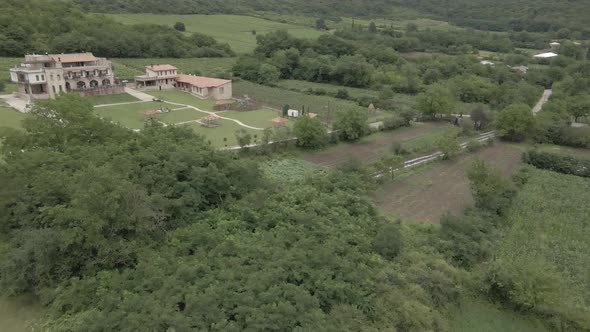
left=75, top=0, right=590, bottom=34
left=0, top=0, right=234, bottom=57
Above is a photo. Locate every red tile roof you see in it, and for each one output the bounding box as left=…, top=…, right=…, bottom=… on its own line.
left=50, top=53, right=97, bottom=63
left=177, top=74, right=231, bottom=88
left=146, top=64, right=178, bottom=71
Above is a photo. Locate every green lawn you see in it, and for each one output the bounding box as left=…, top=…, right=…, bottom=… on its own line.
left=145, top=90, right=216, bottom=111
left=106, top=14, right=326, bottom=53
left=157, top=108, right=208, bottom=124
left=184, top=120, right=261, bottom=148
left=220, top=109, right=282, bottom=128
left=84, top=93, right=139, bottom=105
left=112, top=58, right=237, bottom=80
left=450, top=298, right=548, bottom=332
left=0, top=106, right=27, bottom=130
left=94, top=101, right=165, bottom=129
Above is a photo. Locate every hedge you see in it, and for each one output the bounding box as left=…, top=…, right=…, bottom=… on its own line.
left=523, top=150, right=590, bottom=177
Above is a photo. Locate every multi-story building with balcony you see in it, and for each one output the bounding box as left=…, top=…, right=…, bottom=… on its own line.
left=9, top=53, right=118, bottom=100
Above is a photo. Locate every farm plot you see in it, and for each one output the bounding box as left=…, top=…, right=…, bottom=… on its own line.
left=303, top=122, right=453, bottom=167
left=233, top=80, right=370, bottom=118
left=107, top=14, right=325, bottom=53
left=372, top=143, right=522, bottom=224
left=497, top=169, right=590, bottom=315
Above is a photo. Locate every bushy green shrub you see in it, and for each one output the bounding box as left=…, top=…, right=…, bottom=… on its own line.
left=524, top=150, right=590, bottom=177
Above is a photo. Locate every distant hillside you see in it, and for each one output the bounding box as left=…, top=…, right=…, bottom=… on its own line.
left=0, top=0, right=234, bottom=58
left=75, top=0, right=590, bottom=35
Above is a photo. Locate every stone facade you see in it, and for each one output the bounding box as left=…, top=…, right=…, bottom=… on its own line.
left=9, top=53, right=115, bottom=100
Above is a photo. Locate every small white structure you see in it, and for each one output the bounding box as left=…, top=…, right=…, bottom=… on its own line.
left=287, top=109, right=299, bottom=117
left=549, top=42, right=561, bottom=48
left=533, top=52, right=558, bottom=59
left=480, top=60, right=495, bottom=66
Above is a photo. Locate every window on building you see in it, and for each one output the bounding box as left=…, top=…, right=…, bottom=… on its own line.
left=50, top=74, right=54, bottom=81
left=219, top=87, right=224, bottom=94
left=52, top=86, right=56, bottom=94
left=59, top=85, right=63, bottom=92
left=35, top=75, right=40, bottom=81
left=57, top=74, right=61, bottom=81
left=41, top=75, right=45, bottom=80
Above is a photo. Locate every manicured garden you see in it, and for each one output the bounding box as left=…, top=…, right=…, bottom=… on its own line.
left=84, top=93, right=139, bottom=105
left=94, top=101, right=165, bottom=129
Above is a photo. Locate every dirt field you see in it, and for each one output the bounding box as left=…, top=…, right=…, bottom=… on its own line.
left=303, top=122, right=450, bottom=167
left=373, top=143, right=523, bottom=224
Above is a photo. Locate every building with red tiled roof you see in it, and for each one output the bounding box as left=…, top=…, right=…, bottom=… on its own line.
left=9, top=52, right=116, bottom=99
left=135, top=65, right=232, bottom=100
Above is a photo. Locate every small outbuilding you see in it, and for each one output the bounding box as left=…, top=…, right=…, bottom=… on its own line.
left=287, top=109, right=299, bottom=117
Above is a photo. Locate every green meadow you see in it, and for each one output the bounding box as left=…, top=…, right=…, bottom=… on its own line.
left=106, top=14, right=326, bottom=53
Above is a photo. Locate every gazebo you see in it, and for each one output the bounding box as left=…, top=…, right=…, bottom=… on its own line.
left=201, top=114, right=220, bottom=128
left=271, top=117, right=289, bottom=127
left=214, top=100, right=234, bottom=111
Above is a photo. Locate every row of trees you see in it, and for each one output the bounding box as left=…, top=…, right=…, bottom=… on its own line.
left=0, top=0, right=234, bottom=57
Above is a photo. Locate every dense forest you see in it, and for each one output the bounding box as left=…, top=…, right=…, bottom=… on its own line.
left=1, top=94, right=589, bottom=330
left=0, top=0, right=234, bottom=57
left=75, top=0, right=590, bottom=35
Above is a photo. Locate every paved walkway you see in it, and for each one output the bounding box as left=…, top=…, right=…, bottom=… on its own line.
left=94, top=101, right=149, bottom=108
left=532, top=89, right=552, bottom=114
left=0, top=94, right=29, bottom=113
left=124, top=87, right=155, bottom=102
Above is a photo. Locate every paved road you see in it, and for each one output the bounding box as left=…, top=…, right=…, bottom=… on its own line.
left=532, top=89, right=552, bottom=114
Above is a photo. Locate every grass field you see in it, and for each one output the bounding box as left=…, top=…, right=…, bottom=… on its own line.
left=106, top=14, right=326, bottom=53
left=535, top=143, right=590, bottom=159
left=450, top=298, right=549, bottom=332
left=498, top=169, right=590, bottom=312
left=220, top=109, right=282, bottom=128
left=92, top=90, right=273, bottom=147
left=94, top=101, right=164, bottom=129
left=0, top=296, right=44, bottom=332
left=112, top=58, right=237, bottom=79
left=234, top=80, right=371, bottom=118
left=84, top=93, right=139, bottom=105
left=372, top=143, right=523, bottom=223
left=277, top=79, right=379, bottom=98
left=185, top=121, right=260, bottom=147
left=145, top=90, right=216, bottom=111
left=0, top=106, right=27, bottom=130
